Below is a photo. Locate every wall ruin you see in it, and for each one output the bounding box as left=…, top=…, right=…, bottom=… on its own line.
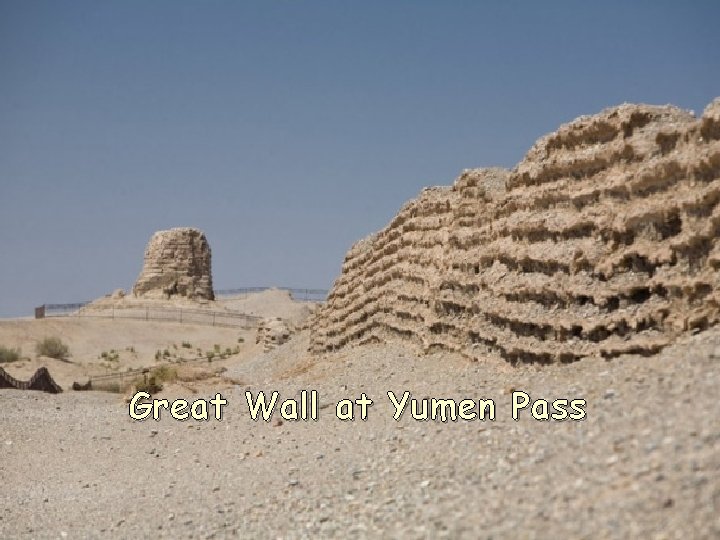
left=132, top=227, right=214, bottom=301
left=310, top=98, right=720, bottom=363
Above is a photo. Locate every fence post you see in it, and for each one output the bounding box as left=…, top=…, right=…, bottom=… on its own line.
left=180, top=309, right=183, bottom=324
left=213, top=312, right=216, bottom=326
left=146, top=307, right=149, bottom=321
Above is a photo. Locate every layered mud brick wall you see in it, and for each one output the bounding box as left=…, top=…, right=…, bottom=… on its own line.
left=133, top=227, right=214, bottom=301
left=310, top=98, right=720, bottom=363
left=256, top=318, right=294, bottom=352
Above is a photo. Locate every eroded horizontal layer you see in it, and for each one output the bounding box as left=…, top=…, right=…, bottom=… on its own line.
left=132, top=227, right=214, bottom=301
left=310, top=98, right=720, bottom=363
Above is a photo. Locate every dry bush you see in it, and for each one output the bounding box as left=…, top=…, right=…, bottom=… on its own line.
left=134, top=376, right=162, bottom=394
left=0, top=346, right=21, bottom=363
left=36, top=337, right=69, bottom=360
left=134, top=365, right=178, bottom=393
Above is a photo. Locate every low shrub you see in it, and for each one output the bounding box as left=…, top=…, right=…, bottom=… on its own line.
left=135, top=375, right=162, bottom=394
left=0, top=346, right=21, bottom=363
left=134, top=365, right=178, bottom=394
left=153, top=365, right=178, bottom=383
left=36, top=337, right=69, bottom=360
left=100, top=350, right=119, bottom=361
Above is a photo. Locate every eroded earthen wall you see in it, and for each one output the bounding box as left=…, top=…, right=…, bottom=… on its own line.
left=0, top=367, right=62, bottom=393
left=132, top=227, right=214, bottom=301
left=310, top=98, right=720, bottom=363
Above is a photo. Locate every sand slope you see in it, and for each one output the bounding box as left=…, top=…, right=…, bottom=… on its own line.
left=1, top=326, right=719, bottom=538
left=0, top=318, right=251, bottom=389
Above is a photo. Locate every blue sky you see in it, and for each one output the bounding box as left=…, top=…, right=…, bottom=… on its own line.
left=1, top=1, right=718, bottom=317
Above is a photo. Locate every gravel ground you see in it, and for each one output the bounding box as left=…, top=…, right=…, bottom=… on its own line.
left=1, top=329, right=719, bottom=539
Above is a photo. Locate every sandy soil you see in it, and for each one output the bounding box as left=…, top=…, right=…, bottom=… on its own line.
left=1, top=317, right=719, bottom=538
left=0, top=289, right=310, bottom=389
left=0, top=318, right=253, bottom=389
left=216, top=288, right=317, bottom=326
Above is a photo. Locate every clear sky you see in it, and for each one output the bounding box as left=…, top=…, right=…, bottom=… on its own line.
left=1, top=1, right=718, bottom=317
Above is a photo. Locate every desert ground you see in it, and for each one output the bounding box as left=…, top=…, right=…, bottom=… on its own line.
left=1, top=290, right=718, bottom=539
left=3, top=100, right=720, bottom=538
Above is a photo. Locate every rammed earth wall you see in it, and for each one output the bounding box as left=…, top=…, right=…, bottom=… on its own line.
left=311, top=98, right=720, bottom=363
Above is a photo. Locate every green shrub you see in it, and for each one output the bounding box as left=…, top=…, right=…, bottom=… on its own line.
left=36, top=337, right=69, bottom=360
left=135, top=375, right=162, bottom=394
left=0, top=346, right=21, bottom=363
left=101, top=350, right=119, bottom=361
left=237, top=337, right=245, bottom=344
left=153, top=365, right=178, bottom=383
left=213, top=344, right=221, bottom=353
left=134, top=365, right=177, bottom=394
left=181, top=341, right=192, bottom=349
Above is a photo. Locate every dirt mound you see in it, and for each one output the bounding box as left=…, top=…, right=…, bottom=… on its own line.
left=311, top=98, right=720, bottom=363
left=217, top=288, right=316, bottom=325
left=256, top=317, right=293, bottom=352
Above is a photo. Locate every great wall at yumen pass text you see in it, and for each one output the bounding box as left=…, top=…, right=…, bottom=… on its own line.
left=128, top=389, right=587, bottom=423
